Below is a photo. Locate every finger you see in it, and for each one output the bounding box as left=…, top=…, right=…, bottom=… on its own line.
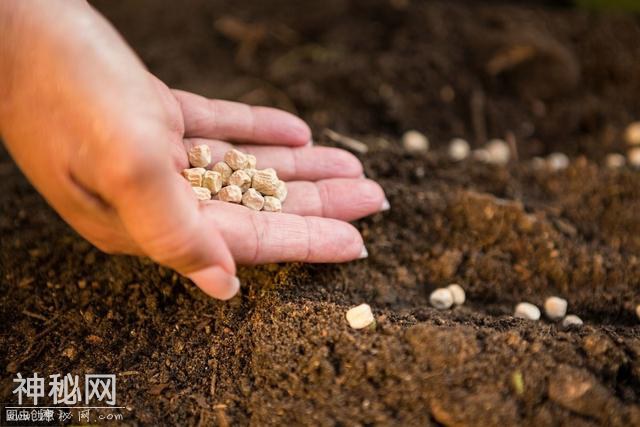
left=183, top=138, right=363, bottom=181
left=203, top=203, right=367, bottom=265
left=283, top=179, right=387, bottom=221
left=173, top=89, right=311, bottom=146
left=96, top=135, right=239, bottom=300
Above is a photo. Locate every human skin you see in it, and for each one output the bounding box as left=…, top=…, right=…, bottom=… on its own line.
left=0, top=1, right=387, bottom=300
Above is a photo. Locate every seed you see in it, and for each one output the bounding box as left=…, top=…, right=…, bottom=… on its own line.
left=247, top=154, right=257, bottom=169
left=636, top=304, right=640, bottom=320
left=218, top=185, right=242, bottom=203
left=345, top=303, right=375, bottom=329
left=628, top=147, right=640, bottom=168
left=262, top=196, right=282, bottom=212
left=241, top=188, right=265, bottom=211
left=229, top=170, right=252, bottom=192
left=514, top=302, right=540, bottom=320
left=182, top=167, right=206, bottom=187
left=402, top=130, right=429, bottom=153
left=624, top=122, right=640, bottom=146
left=485, top=139, right=510, bottom=165
left=544, top=296, right=567, bottom=320
left=188, top=144, right=212, bottom=168
left=547, top=153, right=569, bottom=171
left=274, top=180, right=288, bottom=202
left=562, top=314, right=583, bottom=328
left=213, top=161, right=233, bottom=185
left=245, top=168, right=257, bottom=179
left=202, top=171, right=222, bottom=194
left=429, top=288, right=453, bottom=310
left=252, top=169, right=279, bottom=196
left=192, top=186, right=212, bottom=201
left=447, top=283, right=466, bottom=305
left=605, top=153, right=626, bottom=169
left=224, top=148, right=249, bottom=170
left=449, top=138, right=470, bottom=161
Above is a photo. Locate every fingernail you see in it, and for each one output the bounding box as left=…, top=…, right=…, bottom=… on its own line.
left=359, top=246, right=368, bottom=259
left=380, top=198, right=390, bottom=211
left=189, top=267, right=240, bottom=300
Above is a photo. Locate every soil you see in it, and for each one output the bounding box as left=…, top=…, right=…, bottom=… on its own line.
left=2, top=0, right=640, bottom=425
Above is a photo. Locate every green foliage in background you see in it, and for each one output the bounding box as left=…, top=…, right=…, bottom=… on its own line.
left=576, top=0, right=640, bottom=12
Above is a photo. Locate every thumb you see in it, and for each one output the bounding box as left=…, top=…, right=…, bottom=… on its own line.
left=103, top=146, right=239, bottom=300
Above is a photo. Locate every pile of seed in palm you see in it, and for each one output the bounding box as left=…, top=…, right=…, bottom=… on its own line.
left=182, top=146, right=287, bottom=212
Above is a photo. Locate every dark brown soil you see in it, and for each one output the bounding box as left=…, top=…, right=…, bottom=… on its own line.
left=2, top=0, right=640, bottom=425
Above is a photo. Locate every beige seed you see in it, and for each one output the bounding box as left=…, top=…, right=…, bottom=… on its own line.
left=544, top=296, right=567, bottom=320
left=246, top=154, right=257, bottom=169
left=514, top=302, right=540, bottom=321
left=182, top=167, right=206, bottom=187
left=188, top=144, right=212, bottom=168
left=241, top=188, right=265, bottom=211
left=562, top=314, right=583, bottom=328
left=628, top=147, right=640, bottom=168
left=224, top=149, right=249, bottom=170
left=624, top=122, right=640, bottom=146
left=274, top=180, right=288, bottom=202
left=262, top=196, right=282, bottom=212
left=547, top=153, right=569, bottom=171
left=605, top=153, right=626, bottom=169
left=192, top=186, right=211, bottom=201
left=345, top=303, right=375, bottom=329
left=229, top=170, right=252, bottom=192
left=202, top=171, right=222, bottom=194
left=486, top=139, right=510, bottom=165
left=449, top=138, right=470, bottom=161
left=402, top=130, right=429, bottom=153
left=429, top=288, right=453, bottom=310
left=212, top=161, right=233, bottom=185
left=218, top=185, right=242, bottom=203
left=447, top=284, right=466, bottom=305
left=252, top=169, right=279, bottom=196
left=636, top=304, right=640, bottom=320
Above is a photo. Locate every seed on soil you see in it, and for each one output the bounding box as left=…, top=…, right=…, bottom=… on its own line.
left=562, top=314, right=583, bottom=328
left=429, top=288, right=454, bottom=310
left=192, top=186, right=212, bottom=201
left=448, top=138, right=470, bottom=161
left=346, top=303, right=375, bottom=329
left=624, top=121, right=640, bottom=146
left=241, top=188, right=265, bottom=211
left=252, top=169, right=280, bottom=196
left=213, top=161, right=233, bottom=184
left=202, top=171, right=222, bottom=194
left=402, top=130, right=429, bottom=153
left=447, top=284, right=466, bottom=305
left=485, top=139, right=511, bottom=165
left=547, top=153, right=569, bottom=171
left=628, top=147, right=640, bottom=168
left=218, top=185, right=243, bottom=203
left=605, top=153, right=626, bottom=169
left=229, top=170, right=252, bottom=192
left=182, top=167, right=206, bottom=187
left=224, top=148, right=249, bottom=170
left=544, top=296, right=568, bottom=320
left=636, top=304, right=640, bottom=320
left=262, top=196, right=282, bottom=212
left=188, top=144, right=212, bottom=168
left=514, top=302, right=540, bottom=321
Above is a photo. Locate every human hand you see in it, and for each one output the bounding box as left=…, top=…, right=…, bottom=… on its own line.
left=0, top=0, right=387, bottom=299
